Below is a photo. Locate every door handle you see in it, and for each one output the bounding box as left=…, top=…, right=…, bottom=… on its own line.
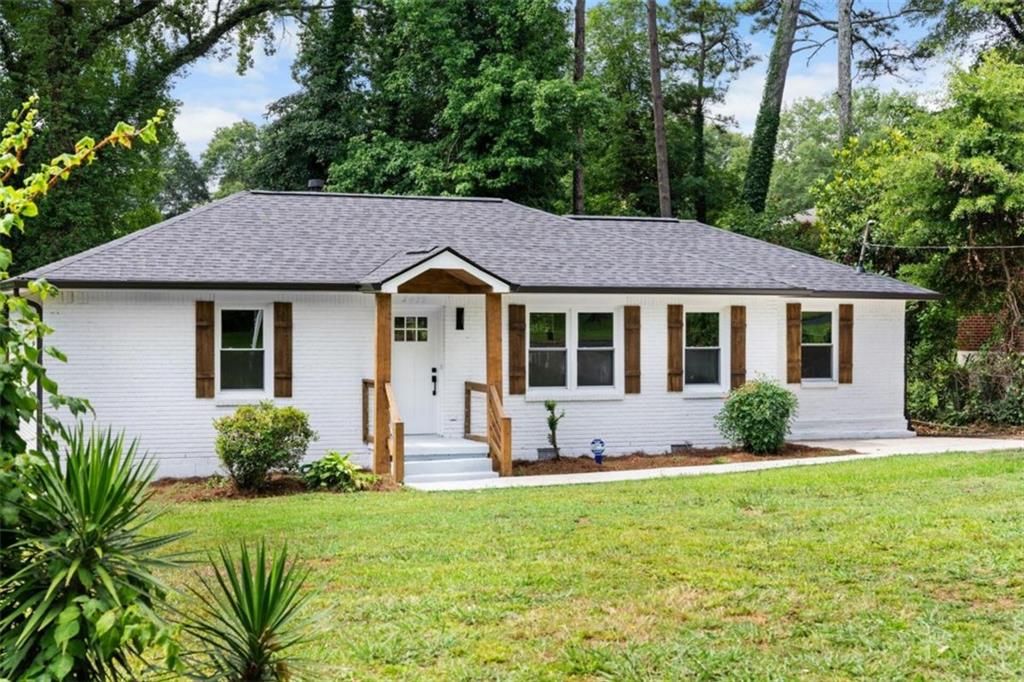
left=431, top=368, right=437, bottom=396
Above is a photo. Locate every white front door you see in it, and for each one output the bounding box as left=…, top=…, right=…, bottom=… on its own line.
left=392, top=308, right=441, bottom=434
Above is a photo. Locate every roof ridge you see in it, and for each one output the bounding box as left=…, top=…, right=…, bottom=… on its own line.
left=564, top=214, right=677, bottom=223
left=20, top=192, right=250, bottom=279
left=249, top=189, right=503, bottom=203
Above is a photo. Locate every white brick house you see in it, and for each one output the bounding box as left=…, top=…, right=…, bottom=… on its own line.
left=6, top=191, right=938, bottom=482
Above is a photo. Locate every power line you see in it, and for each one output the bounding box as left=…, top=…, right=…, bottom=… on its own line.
left=866, top=242, right=1024, bottom=251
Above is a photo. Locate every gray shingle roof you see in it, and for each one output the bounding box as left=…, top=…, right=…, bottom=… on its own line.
left=9, top=190, right=938, bottom=299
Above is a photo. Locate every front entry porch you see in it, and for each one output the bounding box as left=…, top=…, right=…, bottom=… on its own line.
left=362, top=248, right=513, bottom=483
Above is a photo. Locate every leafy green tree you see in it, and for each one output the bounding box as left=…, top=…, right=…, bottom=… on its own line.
left=664, top=0, right=754, bottom=222
left=909, top=0, right=1024, bottom=61
left=327, top=0, right=579, bottom=209
left=159, top=140, right=210, bottom=217
left=253, top=0, right=363, bottom=191
left=201, top=121, right=264, bottom=198
left=816, top=53, right=1024, bottom=339
left=0, top=1, right=317, bottom=272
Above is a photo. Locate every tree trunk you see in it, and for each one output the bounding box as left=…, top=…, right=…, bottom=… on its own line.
left=572, top=0, right=586, bottom=215
left=837, top=0, right=853, bottom=144
left=741, top=0, right=801, bottom=213
left=646, top=0, right=672, bottom=218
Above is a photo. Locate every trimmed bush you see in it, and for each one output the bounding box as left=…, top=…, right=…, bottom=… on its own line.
left=300, top=451, right=378, bottom=492
left=214, top=401, right=318, bottom=490
left=715, top=379, right=798, bottom=455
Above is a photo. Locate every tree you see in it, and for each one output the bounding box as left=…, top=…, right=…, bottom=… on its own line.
left=837, top=0, right=854, bottom=143
left=816, top=53, right=1024, bottom=342
left=646, top=0, right=672, bottom=217
left=158, top=140, right=210, bottom=217
left=908, top=0, right=1024, bottom=61
left=326, top=0, right=577, bottom=210
left=201, top=121, right=264, bottom=198
left=742, top=0, right=801, bottom=213
left=0, top=1, right=317, bottom=272
left=664, top=0, right=754, bottom=222
left=572, top=0, right=587, bottom=214
left=253, top=0, right=363, bottom=191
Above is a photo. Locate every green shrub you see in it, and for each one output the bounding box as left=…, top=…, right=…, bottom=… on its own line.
left=214, top=402, right=318, bottom=491
left=175, top=541, right=321, bottom=680
left=908, top=349, right=1024, bottom=426
left=0, top=426, right=184, bottom=680
left=300, top=452, right=378, bottom=492
left=715, top=379, right=799, bottom=455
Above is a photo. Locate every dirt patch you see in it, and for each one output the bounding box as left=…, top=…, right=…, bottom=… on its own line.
left=512, top=443, right=855, bottom=476
left=150, top=472, right=398, bottom=503
left=912, top=420, right=1024, bottom=439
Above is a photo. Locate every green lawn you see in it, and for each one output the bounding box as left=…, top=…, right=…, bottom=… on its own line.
left=151, top=450, right=1024, bottom=680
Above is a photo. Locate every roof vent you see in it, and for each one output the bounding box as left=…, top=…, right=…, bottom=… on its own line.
left=307, top=178, right=325, bottom=192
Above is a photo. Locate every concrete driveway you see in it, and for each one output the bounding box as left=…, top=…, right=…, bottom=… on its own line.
left=405, top=436, right=1022, bottom=492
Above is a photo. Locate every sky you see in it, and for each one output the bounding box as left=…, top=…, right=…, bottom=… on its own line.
left=170, top=5, right=959, bottom=158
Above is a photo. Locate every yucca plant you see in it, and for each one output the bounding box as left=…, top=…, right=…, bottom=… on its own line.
left=0, top=425, right=186, bottom=680
left=176, top=541, right=320, bottom=681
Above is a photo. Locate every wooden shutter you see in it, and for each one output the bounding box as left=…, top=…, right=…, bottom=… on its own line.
left=838, top=303, right=853, bottom=384
left=624, top=305, right=641, bottom=394
left=786, top=302, right=802, bottom=383
left=508, top=304, right=526, bottom=394
left=195, top=301, right=215, bottom=398
left=667, top=304, right=683, bottom=391
left=730, top=305, right=746, bottom=390
left=274, top=302, right=293, bottom=397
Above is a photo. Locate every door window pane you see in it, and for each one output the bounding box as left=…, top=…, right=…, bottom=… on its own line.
left=220, top=309, right=264, bottom=390
left=394, top=315, right=427, bottom=342
left=685, top=348, right=720, bottom=384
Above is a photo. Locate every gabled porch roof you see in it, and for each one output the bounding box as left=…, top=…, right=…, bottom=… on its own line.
left=361, top=246, right=511, bottom=294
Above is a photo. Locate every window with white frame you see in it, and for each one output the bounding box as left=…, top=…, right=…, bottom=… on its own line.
left=685, top=312, right=720, bottom=384
left=801, top=310, right=833, bottom=379
left=529, top=312, right=567, bottom=387
left=577, top=312, right=614, bottom=386
left=220, top=309, right=265, bottom=390
left=527, top=310, right=617, bottom=389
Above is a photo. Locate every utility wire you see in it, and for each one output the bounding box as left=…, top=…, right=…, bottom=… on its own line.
left=866, top=242, right=1024, bottom=250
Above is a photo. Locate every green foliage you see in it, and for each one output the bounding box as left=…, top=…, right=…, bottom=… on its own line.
left=0, top=426, right=185, bottom=680
left=175, top=541, right=321, bottom=681
left=214, top=402, right=319, bottom=491
left=715, top=379, right=798, bottom=455
left=159, top=140, right=210, bottom=217
left=201, top=121, right=265, bottom=198
left=716, top=203, right=822, bottom=255
left=908, top=349, right=1024, bottom=426
left=300, top=451, right=378, bottom=492
left=543, top=400, right=565, bottom=453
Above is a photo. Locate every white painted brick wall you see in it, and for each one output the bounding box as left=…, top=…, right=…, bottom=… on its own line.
left=41, top=289, right=910, bottom=476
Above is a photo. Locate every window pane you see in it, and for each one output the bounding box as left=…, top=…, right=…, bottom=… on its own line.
left=686, top=312, right=719, bottom=347
left=529, top=350, right=566, bottom=387
left=578, top=312, right=613, bottom=348
left=578, top=349, right=614, bottom=386
left=221, top=350, right=264, bottom=389
left=222, top=310, right=263, bottom=349
left=802, top=311, right=832, bottom=344
left=802, top=345, right=832, bottom=379
left=530, top=313, right=566, bottom=348
left=417, top=317, right=427, bottom=328
left=394, top=316, right=404, bottom=329
left=394, top=330, right=403, bottom=342
left=417, top=329, right=428, bottom=342
left=685, top=348, right=720, bottom=384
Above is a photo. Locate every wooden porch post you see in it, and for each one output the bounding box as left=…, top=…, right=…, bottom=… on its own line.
left=373, top=293, right=392, bottom=475
left=485, top=293, right=503, bottom=396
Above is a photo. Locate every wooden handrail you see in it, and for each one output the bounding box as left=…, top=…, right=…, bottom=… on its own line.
left=487, top=384, right=512, bottom=476
left=362, top=379, right=375, bottom=443
left=384, top=382, right=404, bottom=483
left=463, top=381, right=489, bottom=442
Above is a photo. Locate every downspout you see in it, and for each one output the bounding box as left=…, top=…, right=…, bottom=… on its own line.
left=11, top=286, right=44, bottom=451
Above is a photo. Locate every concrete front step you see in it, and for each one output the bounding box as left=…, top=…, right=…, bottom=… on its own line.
left=404, top=469, right=500, bottom=484
left=404, top=455, right=495, bottom=477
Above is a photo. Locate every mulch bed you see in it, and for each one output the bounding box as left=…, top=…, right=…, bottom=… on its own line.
left=149, top=472, right=398, bottom=503
left=512, top=443, right=855, bottom=476
left=912, top=420, right=1024, bottom=440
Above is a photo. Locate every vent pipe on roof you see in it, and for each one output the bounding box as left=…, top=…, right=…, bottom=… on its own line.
left=307, top=178, right=325, bottom=192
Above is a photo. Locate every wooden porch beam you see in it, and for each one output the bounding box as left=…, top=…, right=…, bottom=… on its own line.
left=485, top=293, right=502, bottom=398
left=373, top=293, right=391, bottom=474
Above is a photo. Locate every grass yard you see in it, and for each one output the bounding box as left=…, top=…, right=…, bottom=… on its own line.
left=150, top=450, right=1024, bottom=680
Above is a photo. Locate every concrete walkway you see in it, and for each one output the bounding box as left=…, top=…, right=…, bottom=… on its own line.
left=404, top=436, right=1022, bottom=492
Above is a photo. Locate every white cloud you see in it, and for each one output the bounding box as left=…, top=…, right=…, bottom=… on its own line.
left=174, top=105, right=246, bottom=155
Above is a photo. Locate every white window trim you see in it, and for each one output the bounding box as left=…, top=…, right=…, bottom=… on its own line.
left=215, top=303, right=274, bottom=401
left=682, top=308, right=730, bottom=395
left=525, top=306, right=624, bottom=401
left=800, top=308, right=837, bottom=383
